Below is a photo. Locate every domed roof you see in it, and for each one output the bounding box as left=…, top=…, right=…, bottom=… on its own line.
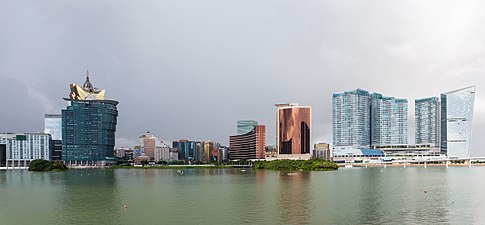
left=134, top=153, right=151, bottom=164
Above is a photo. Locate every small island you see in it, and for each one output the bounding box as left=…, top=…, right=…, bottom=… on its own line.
left=253, top=158, right=338, bottom=171
left=28, top=159, right=68, bottom=172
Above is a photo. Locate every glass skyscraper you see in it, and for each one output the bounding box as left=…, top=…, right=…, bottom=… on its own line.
left=415, top=97, right=439, bottom=147
left=172, top=140, right=195, bottom=161
left=440, top=86, right=476, bottom=158
left=275, top=103, right=311, bottom=155
left=371, top=93, right=408, bottom=147
left=230, top=121, right=265, bottom=160
left=237, top=120, right=258, bottom=135
left=62, top=100, right=118, bottom=162
left=332, top=89, right=371, bottom=149
left=62, top=75, right=118, bottom=164
left=44, top=114, right=62, bottom=140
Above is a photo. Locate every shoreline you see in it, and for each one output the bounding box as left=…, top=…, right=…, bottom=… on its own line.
left=342, top=163, right=485, bottom=168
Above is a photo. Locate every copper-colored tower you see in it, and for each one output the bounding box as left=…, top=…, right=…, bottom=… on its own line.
left=275, top=103, right=311, bottom=155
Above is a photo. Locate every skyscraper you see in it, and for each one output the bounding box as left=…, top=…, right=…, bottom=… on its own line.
left=415, top=97, right=440, bottom=147
left=237, top=120, right=258, bottom=135
left=275, top=103, right=311, bottom=156
left=62, top=73, right=118, bottom=165
left=332, top=89, right=371, bottom=150
left=229, top=120, right=265, bottom=160
left=371, top=93, right=408, bottom=147
left=172, top=140, right=196, bottom=161
left=44, top=114, right=62, bottom=141
left=140, top=131, right=156, bottom=161
left=440, top=86, right=476, bottom=158
left=44, top=114, right=63, bottom=160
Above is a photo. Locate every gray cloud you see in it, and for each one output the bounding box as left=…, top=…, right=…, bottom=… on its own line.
left=1, top=0, right=485, bottom=156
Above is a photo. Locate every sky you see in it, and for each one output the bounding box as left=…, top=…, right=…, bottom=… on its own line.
left=1, top=0, right=485, bottom=156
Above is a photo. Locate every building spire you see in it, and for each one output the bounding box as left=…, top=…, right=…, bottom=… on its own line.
left=83, top=70, right=94, bottom=92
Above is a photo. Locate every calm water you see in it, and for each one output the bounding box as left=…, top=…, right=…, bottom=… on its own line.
left=1, top=167, right=485, bottom=225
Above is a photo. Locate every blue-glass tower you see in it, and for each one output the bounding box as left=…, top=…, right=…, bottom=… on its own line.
left=332, top=89, right=371, bottom=149
left=415, top=97, right=439, bottom=147
left=440, top=86, right=476, bottom=158
left=172, top=140, right=195, bottom=161
left=371, top=93, right=408, bottom=147
left=237, top=120, right=258, bottom=135
left=61, top=74, right=118, bottom=164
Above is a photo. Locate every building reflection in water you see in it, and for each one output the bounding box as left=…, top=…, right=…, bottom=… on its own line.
left=276, top=171, right=313, bottom=225
left=52, top=170, right=121, bottom=225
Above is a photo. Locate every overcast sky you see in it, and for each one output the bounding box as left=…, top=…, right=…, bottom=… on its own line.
left=1, top=0, right=485, bottom=155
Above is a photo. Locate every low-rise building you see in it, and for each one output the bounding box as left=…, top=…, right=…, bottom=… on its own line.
left=313, top=143, right=331, bottom=161
left=115, top=147, right=134, bottom=160
left=0, top=133, right=52, bottom=169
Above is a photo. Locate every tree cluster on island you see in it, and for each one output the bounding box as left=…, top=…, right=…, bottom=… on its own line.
left=28, top=159, right=68, bottom=172
left=253, top=158, right=338, bottom=171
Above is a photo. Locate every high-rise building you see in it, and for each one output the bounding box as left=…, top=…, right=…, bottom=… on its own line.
left=275, top=103, right=311, bottom=156
left=44, top=114, right=62, bottom=141
left=62, top=73, right=118, bottom=165
left=202, top=141, right=221, bottom=162
left=332, top=89, right=371, bottom=150
left=154, top=143, right=178, bottom=162
left=172, top=140, right=196, bottom=161
left=140, top=131, right=156, bottom=161
left=0, top=133, right=52, bottom=168
left=237, top=120, right=258, bottom=135
left=415, top=97, right=440, bottom=147
left=440, top=86, right=476, bottom=158
left=371, top=93, right=408, bottom=147
left=229, top=120, right=265, bottom=160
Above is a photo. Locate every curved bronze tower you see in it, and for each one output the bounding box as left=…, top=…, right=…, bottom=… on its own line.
left=275, top=103, right=311, bottom=156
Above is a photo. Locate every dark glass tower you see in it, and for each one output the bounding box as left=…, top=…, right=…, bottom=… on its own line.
left=61, top=74, right=118, bottom=164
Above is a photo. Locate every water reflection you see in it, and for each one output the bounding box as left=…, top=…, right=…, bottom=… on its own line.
left=53, top=169, right=121, bottom=225
left=277, top=172, right=313, bottom=225
left=2, top=168, right=485, bottom=224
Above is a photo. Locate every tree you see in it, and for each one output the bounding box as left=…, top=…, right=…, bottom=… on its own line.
left=28, top=159, right=67, bottom=171
left=140, top=160, right=149, bottom=167
left=29, top=159, right=52, bottom=171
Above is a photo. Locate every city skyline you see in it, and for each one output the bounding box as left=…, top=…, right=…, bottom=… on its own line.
left=1, top=1, right=485, bottom=156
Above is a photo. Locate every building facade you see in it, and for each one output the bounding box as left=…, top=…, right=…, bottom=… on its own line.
left=275, top=103, right=311, bottom=156
left=154, top=145, right=178, bottom=162
left=371, top=93, right=408, bottom=147
left=440, top=86, right=476, bottom=158
left=332, top=89, right=371, bottom=150
left=172, top=140, right=196, bottom=161
left=229, top=123, right=265, bottom=160
left=237, top=120, right=258, bottom=135
left=313, top=143, right=331, bottom=161
left=140, top=132, right=156, bottom=161
left=44, top=114, right=62, bottom=141
left=415, top=97, right=440, bottom=147
left=62, top=75, right=118, bottom=165
left=0, top=133, right=52, bottom=168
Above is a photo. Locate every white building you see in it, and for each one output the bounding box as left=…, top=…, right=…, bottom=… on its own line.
left=0, top=133, right=52, bottom=169
left=154, top=143, right=178, bottom=162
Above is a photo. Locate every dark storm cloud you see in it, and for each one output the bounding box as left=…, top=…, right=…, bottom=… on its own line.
left=1, top=0, right=485, bottom=155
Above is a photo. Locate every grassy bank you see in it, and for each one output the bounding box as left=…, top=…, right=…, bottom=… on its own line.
left=253, top=158, right=338, bottom=171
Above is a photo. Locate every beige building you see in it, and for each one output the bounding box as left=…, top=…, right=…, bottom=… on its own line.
left=140, top=131, right=156, bottom=161
left=314, top=143, right=331, bottom=161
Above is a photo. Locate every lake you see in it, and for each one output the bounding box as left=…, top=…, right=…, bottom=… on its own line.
left=1, top=167, right=484, bottom=224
